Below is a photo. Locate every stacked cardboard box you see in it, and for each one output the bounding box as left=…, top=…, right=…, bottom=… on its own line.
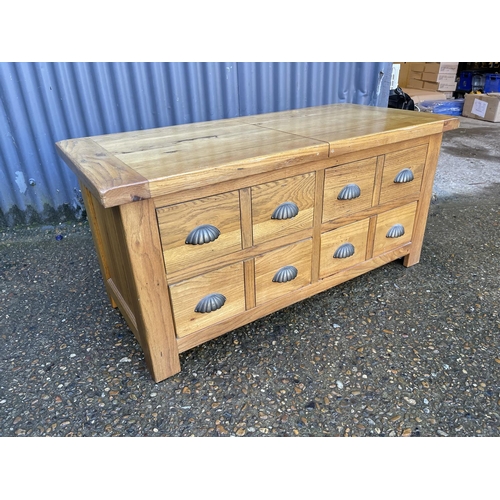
left=407, top=62, right=459, bottom=92
left=402, top=88, right=447, bottom=105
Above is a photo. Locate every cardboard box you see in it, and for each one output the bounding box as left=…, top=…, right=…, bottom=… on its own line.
left=402, top=88, right=447, bottom=105
left=462, top=93, right=500, bottom=122
left=437, top=73, right=457, bottom=83
left=410, top=63, right=426, bottom=72
left=424, top=62, right=459, bottom=74
left=394, top=62, right=411, bottom=87
left=423, top=81, right=457, bottom=92
left=422, top=72, right=457, bottom=83
left=442, top=82, right=457, bottom=91
left=410, top=70, right=423, bottom=80
left=423, top=81, right=442, bottom=91
left=407, top=78, right=424, bottom=89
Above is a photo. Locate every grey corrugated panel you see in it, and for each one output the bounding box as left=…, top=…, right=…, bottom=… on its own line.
left=0, top=62, right=391, bottom=227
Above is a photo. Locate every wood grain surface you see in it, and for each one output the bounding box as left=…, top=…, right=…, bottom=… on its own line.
left=319, top=219, right=370, bottom=279
left=251, top=172, right=316, bottom=245
left=323, top=157, right=377, bottom=222
left=157, top=190, right=242, bottom=274
left=373, top=202, right=418, bottom=256
left=169, top=262, right=246, bottom=338
left=254, top=239, right=312, bottom=306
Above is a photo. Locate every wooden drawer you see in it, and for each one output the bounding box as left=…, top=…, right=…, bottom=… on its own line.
left=379, top=144, right=427, bottom=205
left=169, top=262, right=246, bottom=338
left=319, top=219, right=370, bottom=279
left=251, top=172, right=315, bottom=245
left=254, top=239, right=312, bottom=306
left=323, top=157, right=377, bottom=222
left=373, top=202, right=418, bottom=256
left=157, top=191, right=242, bottom=274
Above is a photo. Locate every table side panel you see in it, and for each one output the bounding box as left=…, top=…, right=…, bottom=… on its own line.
left=80, top=184, right=138, bottom=321
left=404, top=133, right=444, bottom=267
left=80, top=188, right=181, bottom=382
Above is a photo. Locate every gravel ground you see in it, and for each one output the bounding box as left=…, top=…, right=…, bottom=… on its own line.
left=1, top=117, right=499, bottom=439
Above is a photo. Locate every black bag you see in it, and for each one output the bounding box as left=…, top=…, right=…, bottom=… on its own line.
left=388, top=86, right=415, bottom=110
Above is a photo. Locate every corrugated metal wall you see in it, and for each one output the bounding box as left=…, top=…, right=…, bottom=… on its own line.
left=0, top=62, right=392, bottom=228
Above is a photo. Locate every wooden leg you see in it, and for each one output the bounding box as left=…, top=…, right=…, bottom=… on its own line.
left=119, top=199, right=181, bottom=382
left=404, top=133, right=443, bottom=268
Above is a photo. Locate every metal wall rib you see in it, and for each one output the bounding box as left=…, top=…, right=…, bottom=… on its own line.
left=0, top=62, right=392, bottom=227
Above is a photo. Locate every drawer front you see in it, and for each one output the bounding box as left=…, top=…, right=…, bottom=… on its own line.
left=254, top=239, right=312, bottom=306
left=157, top=191, right=242, bottom=274
left=323, top=157, right=377, bottom=222
left=379, top=144, right=427, bottom=205
left=373, top=202, right=418, bottom=256
left=169, top=262, right=246, bottom=338
left=319, top=218, right=370, bottom=279
left=251, top=172, right=315, bottom=245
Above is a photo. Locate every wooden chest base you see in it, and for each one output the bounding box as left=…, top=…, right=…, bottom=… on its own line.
left=56, top=104, right=459, bottom=382
left=81, top=135, right=440, bottom=382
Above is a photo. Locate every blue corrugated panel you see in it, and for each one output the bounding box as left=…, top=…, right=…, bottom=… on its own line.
left=237, top=62, right=389, bottom=115
left=0, top=62, right=391, bottom=228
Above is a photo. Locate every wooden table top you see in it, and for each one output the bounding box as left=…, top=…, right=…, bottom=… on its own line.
left=56, top=103, right=460, bottom=208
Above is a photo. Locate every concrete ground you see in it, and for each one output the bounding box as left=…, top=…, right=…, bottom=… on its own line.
left=1, top=116, right=499, bottom=438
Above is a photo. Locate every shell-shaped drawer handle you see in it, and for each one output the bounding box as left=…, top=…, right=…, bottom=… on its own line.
left=194, top=293, right=226, bottom=313
left=271, top=201, right=299, bottom=220
left=185, top=224, right=220, bottom=245
left=333, top=242, right=355, bottom=259
left=272, top=265, right=298, bottom=283
left=394, top=168, right=414, bottom=184
left=337, top=183, right=361, bottom=200
left=386, top=224, right=405, bottom=238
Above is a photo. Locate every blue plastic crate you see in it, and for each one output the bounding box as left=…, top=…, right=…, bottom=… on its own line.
left=484, top=74, right=500, bottom=93
left=458, top=71, right=474, bottom=91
